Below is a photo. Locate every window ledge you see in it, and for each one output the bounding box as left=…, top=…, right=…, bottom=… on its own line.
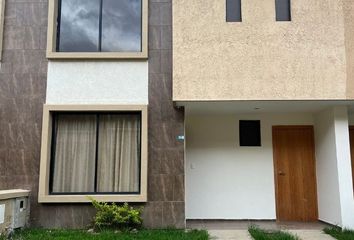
left=46, top=51, right=148, bottom=60
left=38, top=194, right=147, bottom=203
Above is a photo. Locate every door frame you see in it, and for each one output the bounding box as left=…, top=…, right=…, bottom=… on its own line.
left=272, top=125, right=319, bottom=222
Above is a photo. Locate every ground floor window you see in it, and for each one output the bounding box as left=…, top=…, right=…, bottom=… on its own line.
left=51, top=112, right=141, bottom=194
left=38, top=105, right=147, bottom=203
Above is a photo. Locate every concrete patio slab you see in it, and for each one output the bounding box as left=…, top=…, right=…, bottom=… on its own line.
left=209, top=229, right=336, bottom=240
left=187, top=220, right=332, bottom=230
left=188, top=220, right=336, bottom=240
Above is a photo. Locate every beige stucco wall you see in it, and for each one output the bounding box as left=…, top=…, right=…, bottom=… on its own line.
left=343, top=0, right=354, bottom=99
left=173, top=0, right=351, bottom=101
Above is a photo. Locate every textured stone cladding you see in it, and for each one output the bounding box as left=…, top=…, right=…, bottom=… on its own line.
left=143, top=0, right=185, bottom=228
left=0, top=0, right=185, bottom=228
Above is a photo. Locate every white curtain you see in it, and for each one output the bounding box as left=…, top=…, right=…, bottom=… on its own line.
left=52, top=114, right=97, bottom=193
left=97, top=114, right=140, bottom=193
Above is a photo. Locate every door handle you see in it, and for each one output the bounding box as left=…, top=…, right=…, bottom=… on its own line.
left=278, top=171, right=286, bottom=176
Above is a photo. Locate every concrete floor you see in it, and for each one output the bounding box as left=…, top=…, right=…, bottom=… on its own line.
left=208, top=230, right=252, bottom=240
left=187, top=220, right=336, bottom=240
left=187, top=220, right=332, bottom=230
left=289, top=230, right=336, bottom=240
left=207, top=230, right=336, bottom=240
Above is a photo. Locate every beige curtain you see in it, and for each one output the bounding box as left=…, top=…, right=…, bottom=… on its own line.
left=52, top=114, right=97, bottom=193
left=97, top=114, right=140, bottom=193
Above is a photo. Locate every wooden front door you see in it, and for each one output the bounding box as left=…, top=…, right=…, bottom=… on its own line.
left=349, top=127, right=354, bottom=191
left=272, top=126, right=318, bottom=222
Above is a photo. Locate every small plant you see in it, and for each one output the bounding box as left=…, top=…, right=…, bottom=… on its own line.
left=90, top=197, right=143, bottom=231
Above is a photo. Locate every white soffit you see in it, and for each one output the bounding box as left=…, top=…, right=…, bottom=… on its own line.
left=177, top=100, right=354, bottom=115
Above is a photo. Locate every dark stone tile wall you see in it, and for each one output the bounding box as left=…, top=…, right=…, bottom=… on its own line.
left=0, top=0, right=95, bottom=229
left=0, top=0, right=48, bottom=225
left=143, top=0, right=185, bottom=228
left=0, top=0, right=185, bottom=228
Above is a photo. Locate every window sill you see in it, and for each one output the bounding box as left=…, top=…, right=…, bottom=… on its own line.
left=46, top=51, right=148, bottom=60
left=38, top=194, right=147, bottom=203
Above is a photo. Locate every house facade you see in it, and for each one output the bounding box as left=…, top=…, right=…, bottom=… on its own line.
left=0, top=0, right=354, bottom=230
left=175, top=0, right=354, bottom=229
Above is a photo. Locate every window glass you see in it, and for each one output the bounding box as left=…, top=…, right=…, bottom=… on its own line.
left=50, top=113, right=141, bottom=194
left=58, top=0, right=100, bottom=52
left=276, top=0, right=291, bottom=21
left=97, top=114, right=141, bottom=193
left=226, top=0, right=242, bottom=22
left=51, top=114, right=97, bottom=193
left=57, top=0, right=142, bottom=52
left=102, top=0, right=142, bottom=52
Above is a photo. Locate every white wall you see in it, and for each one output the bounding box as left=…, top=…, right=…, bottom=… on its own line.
left=46, top=61, right=148, bottom=104
left=185, top=113, right=314, bottom=219
left=314, top=107, right=354, bottom=229
left=314, top=109, right=342, bottom=225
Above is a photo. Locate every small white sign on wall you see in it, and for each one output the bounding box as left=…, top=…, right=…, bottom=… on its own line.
left=0, top=204, right=4, bottom=224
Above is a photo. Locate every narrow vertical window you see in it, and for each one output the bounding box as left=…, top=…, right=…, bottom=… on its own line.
left=226, top=0, right=242, bottom=22
left=275, top=0, right=291, bottom=21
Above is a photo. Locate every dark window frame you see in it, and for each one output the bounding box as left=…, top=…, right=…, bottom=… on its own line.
left=49, top=111, right=142, bottom=196
left=239, top=120, right=262, bottom=147
left=56, top=0, right=143, bottom=52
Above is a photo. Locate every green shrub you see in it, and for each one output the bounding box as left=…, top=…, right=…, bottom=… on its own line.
left=324, top=226, right=354, bottom=240
left=90, top=198, right=143, bottom=231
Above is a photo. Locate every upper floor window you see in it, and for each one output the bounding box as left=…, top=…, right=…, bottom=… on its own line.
left=275, top=0, right=291, bottom=21
left=47, top=0, right=148, bottom=59
left=226, top=0, right=242, bottom=22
